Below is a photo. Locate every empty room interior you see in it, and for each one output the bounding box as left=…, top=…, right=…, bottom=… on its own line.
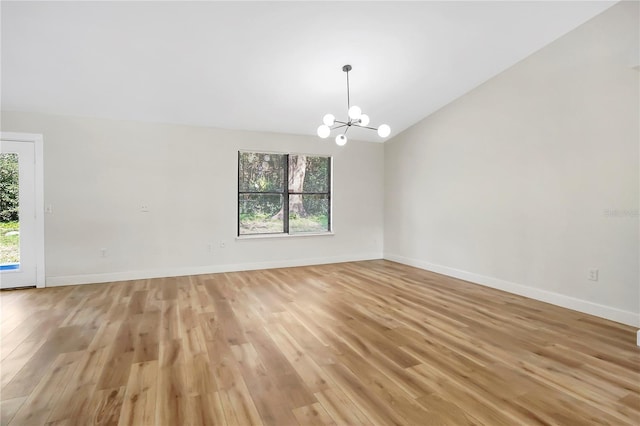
left=1, top=1, right=639, bottom=425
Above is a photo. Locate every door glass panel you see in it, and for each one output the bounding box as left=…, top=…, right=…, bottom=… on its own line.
left=0, top=153, right=20, bottom=269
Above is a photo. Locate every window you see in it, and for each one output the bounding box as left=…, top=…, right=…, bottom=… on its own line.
left=238, top=151, right=332, bottom=236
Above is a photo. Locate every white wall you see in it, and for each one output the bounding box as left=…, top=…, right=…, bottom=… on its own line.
left=1, top=112, right=384, bottom=285
left=384, top=2, right=639, bottom=326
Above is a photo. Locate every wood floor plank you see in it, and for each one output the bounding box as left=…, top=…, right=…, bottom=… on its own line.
left=117, top=361, right=157, bottom=426
left=0, top=396, right=26, bottom=426
left=155, top=363, right=187, bottom=425
left=1, top=260, right=638, bottom=425
left=89, top=386, right=126, bottom=426
left=264, top=323, right=334, bottom=393
left=292, top=402, right=336, bottom=426
left=1, top=311, right=62, bottom=361
left=1, top=334, right=48, bottom=389
left=96, top=321, right=135, bottom=390
left=2, top=326, right=86, bottom=400
left=9, top=351, right=82, bottom=425
left=131, top=311, right=160, bottom=363
left=322, top=362, right=408, bottom=426
left=314, top=387, right=371, bottom=426
left=229, top=342, right=298, bottom=425
left=200, top=391, right=228, bottom=426
left=219, top=380, right=264, bottom=426
left=411, top=369, right=515, bottom=425
left=46, top=347, right=111, bottom=423
left=415, top=392, right=476, bottom=425
left=620, top=392, right=640, bottom=411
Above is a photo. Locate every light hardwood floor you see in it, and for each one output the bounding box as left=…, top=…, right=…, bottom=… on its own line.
left=1, top=260, right=638, bottom=425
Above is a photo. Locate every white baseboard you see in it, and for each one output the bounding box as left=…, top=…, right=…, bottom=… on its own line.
left=384, top=252, right=640, bottom=328
left=45, top=253, right=382, bottom=287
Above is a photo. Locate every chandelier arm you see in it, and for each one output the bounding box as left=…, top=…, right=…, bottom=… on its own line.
left=331, top=124, right=347, bottom=130
left=353, top=125, right=378, bottom=131
left=334, top=120, right=349, bottom=125
left=344, top=126, right=351, bottom=135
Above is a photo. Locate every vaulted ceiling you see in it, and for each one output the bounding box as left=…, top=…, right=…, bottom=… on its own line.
left=1, top=1, right=615, bottom=142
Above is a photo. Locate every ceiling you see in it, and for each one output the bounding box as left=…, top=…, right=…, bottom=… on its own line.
left=1, top=1, right=616, bottom=142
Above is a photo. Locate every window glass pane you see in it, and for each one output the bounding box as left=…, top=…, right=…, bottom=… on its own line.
left=239, top=194, right=284, bottom=235
left=0, top=153, right=20, bottom=267
left=289, top=155, right=329, bottom=193
left=239, top=152, right=285, bottom=192
left=238, top=151, right=331, bottom=236
left=289, top=195, right=329, bottom=233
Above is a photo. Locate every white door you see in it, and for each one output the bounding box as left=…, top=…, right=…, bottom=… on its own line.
left=1, top=140, right=37, bottom=288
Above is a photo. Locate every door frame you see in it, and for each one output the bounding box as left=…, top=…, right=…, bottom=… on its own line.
left=1, top=132, right=45, bottom=288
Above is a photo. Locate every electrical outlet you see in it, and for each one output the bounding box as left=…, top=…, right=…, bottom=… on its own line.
left=100, top=248, right=108, bottom=258
left=219, top=241, right=226, bottom=248
left=140, top=204, right=150, bottom=212
left=588, top=268, right=599, bottom=281
left=45, top=204, right=53, bottom=214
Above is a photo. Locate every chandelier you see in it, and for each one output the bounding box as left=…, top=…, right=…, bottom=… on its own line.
left=317, top=64, right=391, bottom=146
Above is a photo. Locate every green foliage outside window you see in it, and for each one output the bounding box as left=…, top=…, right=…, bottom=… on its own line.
left=0, top=153, right=20, bottom=264
left=0, top=154, right=19, bottom=222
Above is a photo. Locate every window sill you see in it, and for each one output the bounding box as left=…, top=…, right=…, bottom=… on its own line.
left=236, top=232, right=335, bottom=241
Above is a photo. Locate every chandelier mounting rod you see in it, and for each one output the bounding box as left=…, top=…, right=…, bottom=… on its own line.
left=343, top=64, right=352, bottom=110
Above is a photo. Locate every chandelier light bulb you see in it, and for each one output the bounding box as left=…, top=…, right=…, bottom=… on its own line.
left=323, top=114, right=335, bottom=126
left=348, top=105, right=362, bottom=120
left=377, top=124, right=391, bottom=138
left=335, top=134, right=347, bottom=146
left=317, top=125, right=331, bottom=139
left=359, top=114, right=370, bottom=126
